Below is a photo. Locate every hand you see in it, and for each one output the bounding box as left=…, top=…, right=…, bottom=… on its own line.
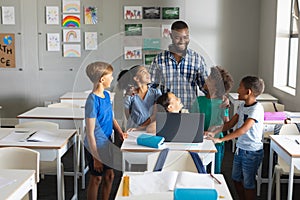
left=94, top=158, right=103, bottom=172
left=220, top=95, right=230, bottom=109
left=204, top=131, right=215, bottom=138
left=120, top=131, right=128, bottom=141
left=206, top=136, right=222, bottom=144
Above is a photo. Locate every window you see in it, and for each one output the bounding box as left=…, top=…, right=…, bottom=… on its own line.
left=274, top=0, right=299, bottom=95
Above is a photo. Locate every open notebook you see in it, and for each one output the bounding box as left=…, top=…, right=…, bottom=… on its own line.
left=1, top=130, right=58, bottom=142
left=129, top=171, right=215, bottom=196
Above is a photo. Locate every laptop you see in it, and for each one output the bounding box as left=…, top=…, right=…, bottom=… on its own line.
left=156, top=112, right=205, bottom=143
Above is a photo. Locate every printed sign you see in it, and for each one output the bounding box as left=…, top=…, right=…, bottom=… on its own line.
left=0, top=33, right=15, bottom=68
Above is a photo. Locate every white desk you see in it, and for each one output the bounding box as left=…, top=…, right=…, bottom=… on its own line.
left=121, top=132, right=217, bottom=173
left=0, top=128, right=78, bottom=200
left=60, top=91, right=115, bottom=108
left=267, top=135, right=300, bottom=200
left=0, top=169, right=36, bottom=200
left=17, top=106, right=87, bottom=189
left=115, top=172, right=233, bottom=200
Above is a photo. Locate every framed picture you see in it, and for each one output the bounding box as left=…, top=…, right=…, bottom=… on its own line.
left=125, top=24, right=142, bottom=36
left=62, top=14, right=80, bottom=28
left=63, top=44, right=81, bottom=57
left=143, top=38, right=161, bottom=50
left=84, top=6, right=97, bottom=24
left=161, top=24, right=171, bottom=38
left=62, top=0, right=80, bottom=13
left=47, top=33, right=60, bottom=51
left=144, top=54, right=157, bottom=65
left=162, top=7, right=179, bottom=19
left=142, top=7, right=160, bottom=19
left=124, top=6, right=142, bottom=20
left=85, top=32, right=98, bottom=50
left=46, top=6, right=59, bottom=25
left=124, top=47, right=142, bottom=60
left=63, top=29, right=81, bottom=42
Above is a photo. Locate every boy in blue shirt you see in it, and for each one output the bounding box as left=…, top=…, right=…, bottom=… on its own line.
left=85, top=61, right=127, bottom=200
left=206, top=76, right=265, bottom=200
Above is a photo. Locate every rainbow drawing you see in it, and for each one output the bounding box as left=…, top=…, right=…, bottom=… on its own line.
left=62, top=0, right=80, bottom=13
left=62, top=14, right=80, bottom=28
left=63, top=44, right=81, bottom=57
left=63, top=29, right=81, bottom=42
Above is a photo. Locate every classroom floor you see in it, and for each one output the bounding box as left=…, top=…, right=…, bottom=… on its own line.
left=37, top=140, right=300, bottom=200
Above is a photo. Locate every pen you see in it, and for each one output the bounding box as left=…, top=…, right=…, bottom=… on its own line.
left=25, top=131, right=37, bottom=141
left=295, top=139, right=300, bottom=145
left=210, top=173, right=222, bottom=184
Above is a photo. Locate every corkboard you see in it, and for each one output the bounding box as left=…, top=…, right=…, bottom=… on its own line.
left=0, top=33, right=15, bottom=68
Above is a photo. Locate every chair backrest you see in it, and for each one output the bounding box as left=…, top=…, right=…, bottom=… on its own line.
left=147, top=150, right=199, bottom=172
left=15, top=121, right=59, bottom=130
left=48, top=102, right=80, bottom=108
left=0, top=147, right=40, bottom=183
left=261, top=102, right=285, bottom=112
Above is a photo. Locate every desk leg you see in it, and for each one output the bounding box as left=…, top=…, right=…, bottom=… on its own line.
left=57, top=150, right=63, bottom=200
left=122, top=152, right=126, bottom=172
left=73, top=134, right=78, bottom=199
left=211, top=153, right=215, bottom=174
left=31, top=176, right=37, bottom=200
left=81, top=141, right=86, bottom=189
left=267, top=143, right=274, bottom=200
left=287, top=159, right=295, bottom=200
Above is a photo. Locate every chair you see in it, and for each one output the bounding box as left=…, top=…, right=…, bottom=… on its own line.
left=272, top=123, right=300, bottom=200
left=15, top=121, right=65, bottom=199
left=47, top=102, right=80, bottom=108
left=0, top=147, right=40, bottom=200
left=147, top=149, right=203, bottom=173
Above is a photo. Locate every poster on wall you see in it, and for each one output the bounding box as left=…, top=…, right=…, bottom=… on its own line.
left=1, top=6, right=15, bottom=25
left=85, top=32, right=97, bottom=50
left=142, top=7, right=160, bottom=19
left=63, top=29, right=81, bottom=42
left=47, top=33, right=60, bottom=51
left=124, top=6, right=142, bottom=20
left=125, top=24, right=142, bottom=36
left=84, top=6, right=97, bottom=24
left=62, top=0, right=80, bottom=13
left=162, top=7, right=179, bottom=19
left=62, top=14, right=80, bottom=28
left=124, top=46, right=142, bottom=60
left=0, top=33, right=15, bottom=68
left=144, top=54, right=157, bottom=66
left=46, top=6, right=59, bottom=25
left=63, top=44, right=81, bottom=57
left=161, top=24, right=171, bottom=38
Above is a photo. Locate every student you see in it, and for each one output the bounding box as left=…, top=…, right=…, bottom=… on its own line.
left=206, top=76, right=265, bottom=200
left=117, top=65, right=161, bottom=132
left=84, top=61, right=127, bottom=200
left=190, top=66, right=234, bottom=174
left=156, top=91, right=188, bottom=113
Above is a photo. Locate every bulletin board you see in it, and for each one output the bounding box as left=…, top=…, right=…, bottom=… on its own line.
left=0, top=33, right=15, bottom=68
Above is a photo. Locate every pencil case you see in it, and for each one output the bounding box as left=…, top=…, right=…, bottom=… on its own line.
left=174, top=188, right=218, bottom=200
left=136, top=133, right=165, bottom=148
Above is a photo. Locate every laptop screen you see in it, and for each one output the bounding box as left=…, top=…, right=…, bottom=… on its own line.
left=156, top=112, right=205, bottom=143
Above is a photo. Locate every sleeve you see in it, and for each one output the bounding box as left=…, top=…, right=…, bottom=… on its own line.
left=85, top=95, right=97, bottom=119
left=123, top=95, right=133, bottom=109
left=155, top=88, right=162, bottom=101
left=190, top=98, right=200, bottom=113
left=248, top=105, right=264, bottom=123
left=149, top=55, right=161, bottom=85
left=196, top=54, right=209, bottom=91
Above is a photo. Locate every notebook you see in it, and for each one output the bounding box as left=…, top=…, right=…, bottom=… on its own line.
left=156, top=112, right=205, bottom=143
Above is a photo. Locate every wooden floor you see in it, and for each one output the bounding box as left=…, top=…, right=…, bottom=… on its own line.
left=37, top=140, right=300, bottom=200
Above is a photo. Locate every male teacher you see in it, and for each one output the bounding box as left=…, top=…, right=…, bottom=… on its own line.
left=149, top=20, right=209, bottom=110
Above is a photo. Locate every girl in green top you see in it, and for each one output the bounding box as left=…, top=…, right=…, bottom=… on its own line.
left=190, top=66, right=233, bottom=173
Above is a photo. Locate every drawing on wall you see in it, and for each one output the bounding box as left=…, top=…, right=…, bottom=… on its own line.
left=124, top=6, right=142, bottom=20
left=1, top=6, right=15, bottom=25
left=46, top=6, right=59, bottom=25
left=84, top=6, right=97, bottom=24
left=62, top=0, right=80, bottom=13
left=143, top=38, right=161, bottom=50
left=124, top=47, right=142, bottom=60
left=162, top=7, right=179, bottom=19
left=85, top=32, right=97, bottom=50
left=47, top=33, right=60, bottom=51
left=63, top=29, right=81, bottom=42
left=144, top=54, right=157, bottom=66
left=62, top=14, right=80, bottom=27
left=161, top=24, right=171, bottom=38
left=142, top=7, right=160, bottom=19
left=125, top=24, right=142, bottom=36
left=0, top=33, right=15, bottom=68
left=63, top=44, right=81, bottom=57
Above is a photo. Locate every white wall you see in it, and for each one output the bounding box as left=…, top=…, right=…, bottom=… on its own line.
left=259, top=0, right=300, bottom=111
left=186, top=0, right=261, bottom=91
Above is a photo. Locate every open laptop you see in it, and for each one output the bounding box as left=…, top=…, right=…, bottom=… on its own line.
left=156, top=112, right=205, bottom=143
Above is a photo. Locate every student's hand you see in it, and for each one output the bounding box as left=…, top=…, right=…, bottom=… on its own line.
left=119, top=131, right=128, bottom=141
left=204, top=131, right=215, bottom=138
left=206, top=136, right=222, bottom=144
left=220, top=95, right=230, bottom=109
left=94, top=158, right=103, bottom=172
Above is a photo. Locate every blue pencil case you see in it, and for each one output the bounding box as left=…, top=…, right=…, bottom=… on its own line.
left=174, top=188, right=218, bottom=200
left=136, top=134, right=165, bottom=148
